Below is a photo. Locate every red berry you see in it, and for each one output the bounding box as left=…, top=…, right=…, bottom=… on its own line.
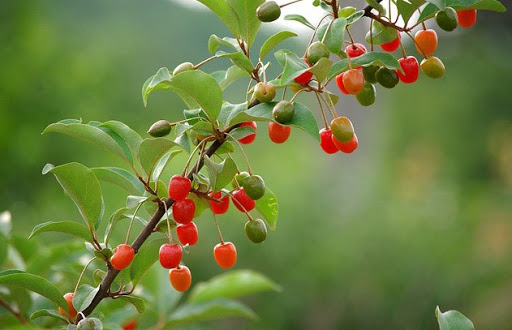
left=168, top=175, right=191, bottom=201
left=122, top=320, right=137, bottom=330
left=335, top=72, right=350, bottom=95
left=159, top=243, right=182, bottom=269
left=319, top=128, right=338, bottom=154
left=380, top=33, right=401, bottom=52
left=268, top=122, right=291, bottom=144
left=231, top=188, right=255, bottom=212
left=58, top=292, right=77, bottom=320
left=345, top=43, right=367, bottom=58
left=177, top=222, right=199, bottom=246
left=169, top=265, right=192, bottom=292
left=294, top=58, right=313, bottom=85
left=332, top=133, right=358, bottom=154
left=172, top=198, right=195, bottom=224
left=397, top=56, right=419, bottom=84
left=238, top=122, right=257, bottom=144
left=213, top=242, right=237, bottom=269
left=110, top=244, right=135, bottom=271
left=342, top=69, right=364, bottom=95
left=210, top=191, right=230, bottom=214
left=457, top=9, right=477, bottom=28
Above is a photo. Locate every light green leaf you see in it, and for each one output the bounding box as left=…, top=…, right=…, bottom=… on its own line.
left=189, top=270, right=281, bottom=303
left=255, top=188, right=279, bottom=230
left=30, top=309, right=69, bottom=323
left=174, top=131, right=192, bottom=154
left=0, top=233, right=7, bottom=267
left=188, top=192, right=211, bottom=218
left=130, top=238, right=168, bottom=286
left=396, top=0, right=421, bottom=24
left=138, top=138, right=177, bottom=180
left=284, top=14, right=315, bottom=29
left=346, top=10, right=365, bottom=25
left=98, top=121, right=143, bottom=168
left=436, top=306, right=475, bottom=330
left=260, top=31, right=298, bottom=60
left=417, top=0, right=506, bottom=23
left=317, top=18, right=347, bottom=53
left=194, top=0, right=240, bottom=39
left=310, top=57, right=333, bottom=82
left=280, top=52, right=310, bottom=85
left=73, top=284, right=99, bottom=312
left=92, top=167, right=144, bottom=195
left=117, top=295, right=146, bottom=313
left=226, top=0, right=264, bottom=46
left=152, top=149, right=183, bottom=182
left=29, top=221, right=93, bottom=242
left=326, top=51, right=400, bottom=82
left=212, top=66, right=250, bottom=90
left=426, top=0, right=447, bottom=9
left=0, top=271, right=68, bottom=311
left=43, top=163, right=104, bottom=230
left=204, top=157, right=238, bottom=192
left=218, top=102, right=248, bottom=126
left=208, top=34, right=240, bottom=53
left=215, top=51, right=254, bottom=73
left=365, top=0, right=386, bottom=13
left=365, top=21, right=398, bottom=45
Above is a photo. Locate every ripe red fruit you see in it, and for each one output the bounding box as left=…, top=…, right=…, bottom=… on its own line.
left=345, top=43, right=367, bottom=58
left=177, top=222, right=198, bottom=246
left=58, top=292, right=77, bottom=320
left=332, top=133, right=358, bottom=154
left=457, top=9, right=477, bottom=28
left=210, top=191, right=230, bottom=214
left=268, top=122, right=291, bottom=144
left=238, top=121, right=257, bottom=144
left=169, top=265, right=192, bottom=292
left=110, top=244, right=135, bottom=271
left=380, top=33, right=401, bottom=52
left=172, top=198, right=195, bottom=224
left=213, top=242, right=237, bottom=269
left=294, top=59, right=313, bottom=85
left=319, top=128, right=338, bottom=154
left=168, top=175, right=191, bottom=201
left=159, top=243, right=182, bottom=269
left=397, top=56, right=419, bottom=84
left=231, top=188, right=256, bottom=212
left=342, top=69, right=365, bottom=95
left=122, top=320, right=137, bottom=330
left=335, top=72, right=349, bottom=95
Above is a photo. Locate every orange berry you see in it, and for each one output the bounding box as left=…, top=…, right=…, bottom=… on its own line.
left=414, top=29, right=438, bottom=57
left=213, top=242, right=237, bottom=269
left=58, top=292, right=77, bottom=320
left=169, top=265, right=192, bottom=292
left=110, top=244, right=135, bottom=271
left=342, top=69, right=364, bottom=95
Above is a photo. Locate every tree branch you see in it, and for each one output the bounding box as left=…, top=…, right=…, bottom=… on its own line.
left=0, top=296, right=26, bottom=325
left=363, top=0, right=411, bottom=32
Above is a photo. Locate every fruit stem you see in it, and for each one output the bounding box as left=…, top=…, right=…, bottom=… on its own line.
left=405, top=31, right=427, bottom=59
left=162, top=200, right=174, bottom=244
left=320, top=92, right=338, bottom=118
left=321, top=19, right=335, bottom=44
left=171, top=117, right=204, bottom=126
left=399, top=34, right=407, bottom=59
left=226, top=191, right=254, bottom=221
left=290, top=87, right=307, bottom=103
left=212, top=214, right=224, bottom=244
left=346, top=27, right=355, bottom=44
left=303, top=14, right=331, bottom=57
left=193, top=55, right=217, bottom=70
left=369, top=19, right=374, bottom=52
left=226, top=133, right=253, bottom=175
left=315, top=92, right=330, bottom=129
left=279, top=0, right=303, bottom=8
left=181, top=137, right=215, bottom=177
left=125, top=203, right=143, bottom=245
left=74, top=257, right=97, bottom=294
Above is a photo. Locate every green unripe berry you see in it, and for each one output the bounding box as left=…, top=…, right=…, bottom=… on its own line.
left=253, top=82, right=276, bottom=103
left=147, top=120, right=172, bottom=137
left=330, top=116, right=354, bottom=143
left=356, top=82, right=376, bottom=106
left=436, top=7, right=458, bottom=32
left=306, top=42, right=330, bottom=65
left=232, top=171, right=250, bottom=188
left=420, top=56, right=445, bottom=79
left=257, top=1, right=281, bottom=23
left=245, top=219, right=267, bottom=243
left=272, top=101, right=295, bottom=124
left=173, top=62, right=194, bottom=76
left=338, top=6, right=356, bottom=18
left=362, top=65, right=379, bottom=83
left=375, top=67, right=399, bottom=88
left=242, top=175, right=266, bottom=200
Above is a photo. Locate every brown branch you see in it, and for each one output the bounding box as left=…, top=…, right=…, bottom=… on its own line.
left=363, top=0, right=411, bottom=32
left=0, top=296, right=26, bottom=325
left=76, top=98, right=261, bottom=323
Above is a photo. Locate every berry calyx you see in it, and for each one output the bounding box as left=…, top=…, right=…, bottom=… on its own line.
left=148, top=120, right=172, bottom=137
left=242, top=175, right=266, bottom=200
left=238, top=122, right=257, bottom=144
left=253, top=82, right=276, bottom=103
left=330, top=116, right=355, bottom=143
left=169, top=265, right=192, bottom=292
left=362, top=65, right=379, bottom=84
left=268, top=122, right=291, bottom=144
left=58, top=292, right=77, bottom=320
left=345, top=43, right=367, bottom=58
left=256, top=1, right=281, bottom=23
left=306, top=41, right=330, bottom=65
left=213, top=242, right=237, bottom=269
left=414, top=29, right=438, bottom=57
left=332, top=133, right=359, bottom=154
left=457, top=9, right=477, bottom=28
left=380, top=33, right=400, bottom=52
left=168, top=175, right=191, bottom=201
left=376, top=67, right=399, bottom=89
left=420, top=56, right=445, bottom=79
left=294, top=59, right=313, bottom=85
left=397, top=56, right=419, bottom=84
left=159, top=243, right=182, bottom=269
left=177, top=222, right=199, bottom=246
left=436, top=7, right=458, bottom=32
left=335, top=72, right=350, bottom=95
left=245, top=219, right=268, bottom=243
left=231, top=188, right=256, bottom=212
left=210, top=191, right=230, bottom=215
left=355, top=82, right=376, bottom=106
left=342, top=69, right=364, bottom=95
left=319, top=128, right=338, bottom=154
left=272, top=101, right=295, bottom=124
left=110, top=244, right=135, bottom=271
left=172, top=198, right=195, bottom=224
left=173, top=62, right=194, bottom=75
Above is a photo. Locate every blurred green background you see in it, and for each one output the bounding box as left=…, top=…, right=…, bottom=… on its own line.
left=1, top=0, right=512, bottom=329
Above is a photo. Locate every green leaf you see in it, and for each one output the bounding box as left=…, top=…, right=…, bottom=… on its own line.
left=317, top=18, right=347, bottom=53
left=98, top=121, right=143, bottom=168
left=117, top=296, right=146, bottom=313
left=365, top=21, right=398, bottom=45
left=130, top=238, right=168, bottom=286
left=43, top=163, right=104, bottom=230
left=204, top=157, right=238, bottom=192
left=0, top=233, right=7, bottom=267
left=166, top=299, right=257, bottom=326
left=212, top=66, right=250, bottom=90
left=396, top=0, right=421, bottom=24
left=92, top=167, right=144, bottom=195
left=417, top=0, right=506, bottom=23
left=30, top=309, right=69, bottom=323
left=29, top=221, right=93, bottom=242
left=0, top=271, right=68, bottom=311
left=226, top=0, right=264, bottom=46
left=10, top=235, right=38, bottom=263
left=255, top=188, right=279, bottom=230
left=310, top=57, right=333, bottom=82
left=280, top=52, right=310, bottom=85
left=152, top=149, right=183, bottom=183
left=188, top=193, right=211, bottom=218
left=426, top=0, right=446, bottom=9
left=365, top=0, right=386, bottom=13
left=189, top=270, right=281, bottom=303
left=218, top=102, right=248, bottom=126
left=138, top=138, right=177, bottom=180
left=229, top=102, right=320, bottom=141
left=436, top=306, right=475, bottom=330
left=194, top=0, right=240, bottom=39
left=191, top=121, right=215, bottom=136
left=346, top=10, right=365, bottom=25
left=73, top=284, right=99, bottom=312
left=214, top=51, right=254, bottom=73
left=174, top=131, right=192, bottom=154
left=208, top=34, right=240, bottom=53
left=284, top=14, right=315, bottom=29
left=326, top=51, right=400, bottom=82
left=260, top=31, right=298, bottom=60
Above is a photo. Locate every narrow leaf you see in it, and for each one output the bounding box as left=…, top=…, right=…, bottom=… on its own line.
left=29, top=221, right=93, bottom=242
left=138, top=138, right=177, bottom=180
left=226, top=0, right=264, bottom=46
left=436, top=306, right=475, bottom=330
left=30, top=309, right=69, bottom=323
left=92, top=167, right=144, bottom=195
left=284, top=14, right=315, bottom=29
left=73, top=284, right=99, bottom=312
left=260, top=31, right=298, bottom=60
left=117, top=295, right=146, bottom=313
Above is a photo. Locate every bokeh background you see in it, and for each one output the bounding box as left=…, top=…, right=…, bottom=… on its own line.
left=1, top=0, right=512, bottom=329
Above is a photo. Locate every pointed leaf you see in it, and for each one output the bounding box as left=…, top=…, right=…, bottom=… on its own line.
left=255, top=188, right=278, bottom=230
left=436, top=306, right=475, bottom=330
left=92, top=167, right=144, bottom=195
left=208, top=34, right=240, bottom=53
left=194, top=0, right=240, bottom=38
left=138, top=138, right=177, bottom=180
left=73, top=284, right=99, bottom=312
left=203, top=157, right=238, bottom=192
left=327, top=51, right=400, bottom=82
left=117, top=295, right=146, bottom=313
left=212, top=66, right=250, bottom=90
left=130, top=238, right=168, bottom=286
left=215, top=51, right=254, bottom=73
left=98, top=121, right=143, bottom=168
left=29, top=221, right=93, bottom=242
left=417, top=0, right=506, bottom=23
left=30, top=309, right=69, bottom=323
left=284, top=14, right=315, bottom=29
left=260, top=30, right=298, bottom=60
left=152, top=149, right=183, bottom=182
left=226, top=0, right=264, bottom=46
left=317, top=18, right=347, bottom=53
